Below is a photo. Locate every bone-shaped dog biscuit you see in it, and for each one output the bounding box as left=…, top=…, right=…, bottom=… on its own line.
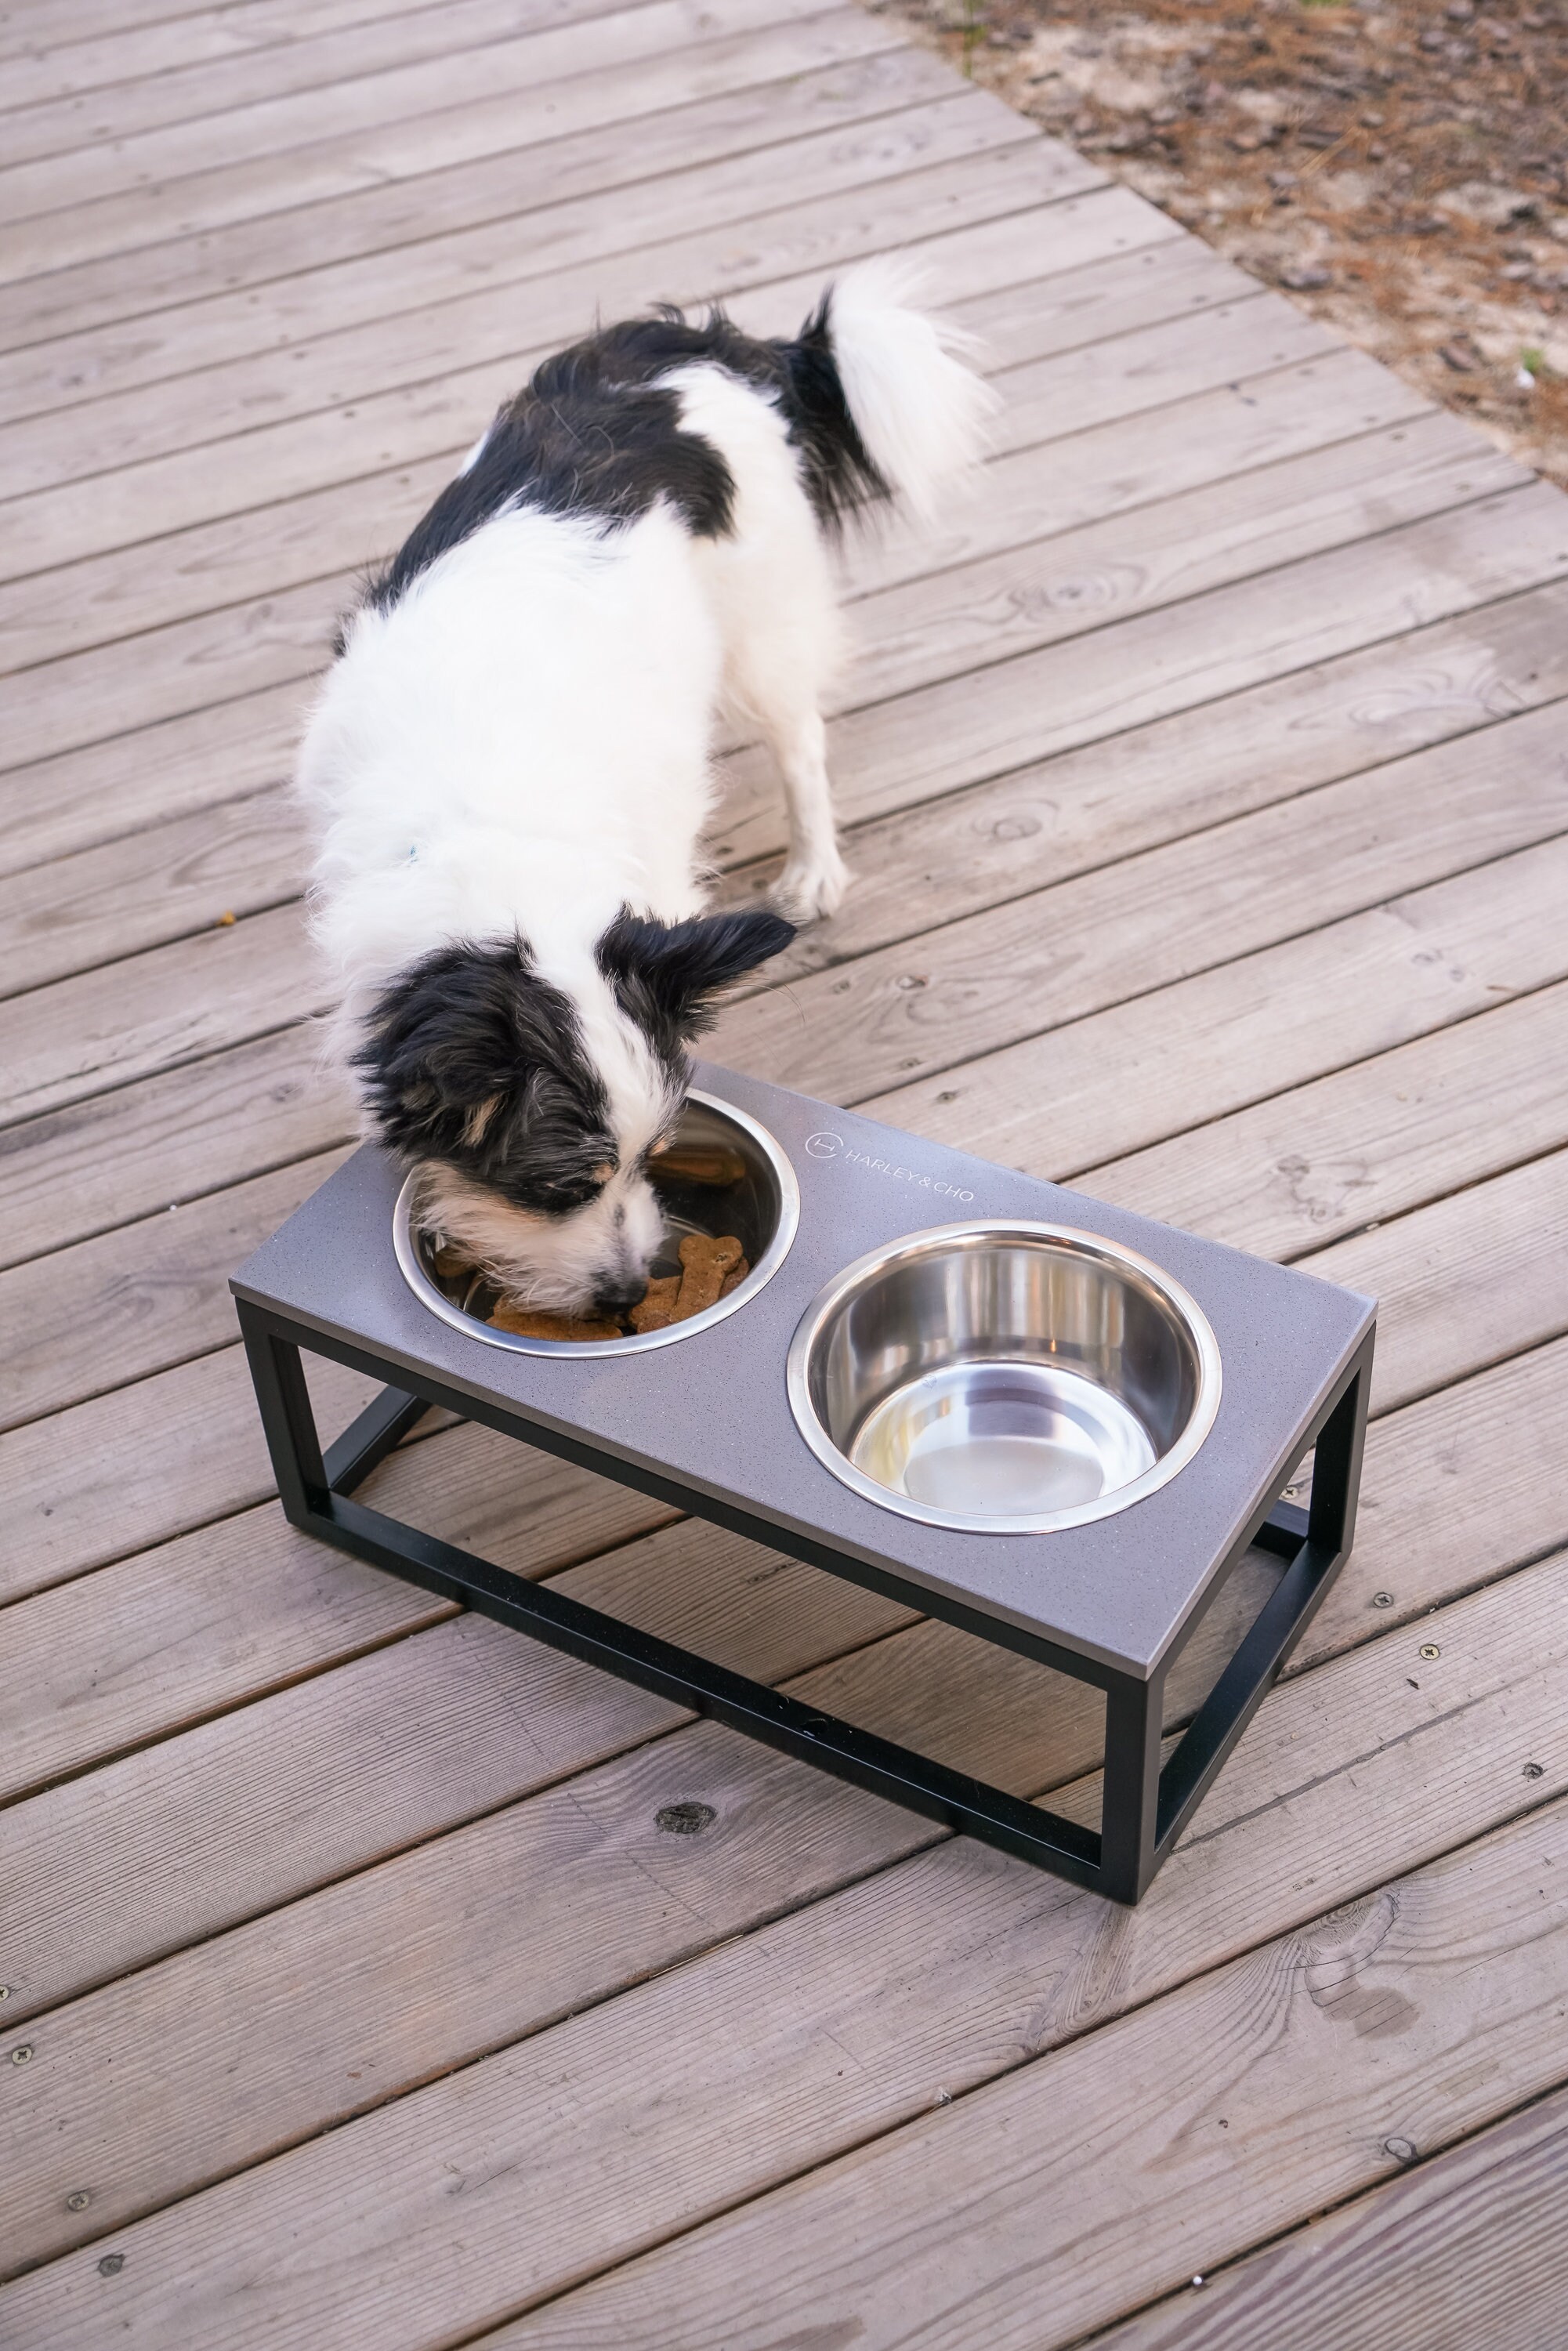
left=628, top=1274, right=683, bottom=1333
left=675, top=1231, right=743, bottom=1317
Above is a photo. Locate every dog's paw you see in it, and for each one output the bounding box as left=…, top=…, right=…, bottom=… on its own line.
left=774, top=849, right=852, bottom=924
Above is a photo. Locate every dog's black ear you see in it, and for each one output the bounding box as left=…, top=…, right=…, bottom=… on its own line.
left=355, top=938, right=596, bottom=1168
left=597, top=907, right=795, bottom=1055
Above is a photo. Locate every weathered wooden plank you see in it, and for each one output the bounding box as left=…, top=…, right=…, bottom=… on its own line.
left=2, top=0, right=678, bottom=168
left=0, top=789, right=308, bottom=1003
left=1305, top=1146, right=1568, bottom=1415
left=706, top=480, right=1568, bottom=878
left=3, top=394, right=1490, bottom=1002
left=0, top=0, right=507, bottom=103
left=0, top=85, right=1034, bottom=491
left=0, top=1149, right=350, bottom=1434
left=464, top=1805, right=1568, bottom=2351
left=1088, top=980, right=1568, bottom=1265
left=0, top=1023, right=350, bottom=1273
left=6, top=1559, right=1563, bottom=2348
left=0, top=1511, right=1490, bottom=2276
left=711, top=690, right=1568, bottom=1103
left=0, top=74, right=1027, bottom=450
left=0, top=679, right=306, bottom=885
left=0, top=47, right=987, bottom=350
left=0, top=0, right=890, bottom=279
left=0, top=165, right=1137, bottom=581
left=0, top=902, right=320, bottom=1132
left=0, top=1343, right=375, bottom=1600
left=870, top=835, right=1568, bottom=1183
left=0, top=1420, right=683, bottom=1803
left=1086, top=2083, right=1568, bottom=2351
left=0, top=0, right=386, bottom=66
left=0, top=1516, right=916, bottom=2021
left=1289, top=1334, right=1568, bottom=1668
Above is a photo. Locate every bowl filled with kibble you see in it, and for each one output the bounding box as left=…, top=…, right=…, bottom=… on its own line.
left=391, top=1090, right=800, bottom=1355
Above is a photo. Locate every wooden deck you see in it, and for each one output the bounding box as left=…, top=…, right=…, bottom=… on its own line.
left=2, top=0, right=1566, bottom=2339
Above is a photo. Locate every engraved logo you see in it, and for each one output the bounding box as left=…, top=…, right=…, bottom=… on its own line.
left=803, top=1130, right=975, bottom=1203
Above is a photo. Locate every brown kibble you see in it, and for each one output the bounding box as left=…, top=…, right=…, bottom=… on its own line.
left=432, top=1241, right=475, bottom=1281
left=489, top=1303, right=623, bottom=1342
left=675, top=1230, right=743, bottom=1318
left=628, top=1274, right=683, bottom=1333
left=652, top=1144, right=748, bottom=1187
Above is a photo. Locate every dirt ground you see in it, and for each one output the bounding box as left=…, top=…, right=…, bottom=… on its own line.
left=875, top=0, right=1568, bottom=487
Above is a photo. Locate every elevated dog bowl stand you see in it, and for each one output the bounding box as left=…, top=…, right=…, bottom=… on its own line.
left=233, top=1063, right=1374, bottom=1906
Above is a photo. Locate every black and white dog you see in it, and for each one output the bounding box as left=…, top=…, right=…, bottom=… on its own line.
left=299, top=260, right=991, bottom=1318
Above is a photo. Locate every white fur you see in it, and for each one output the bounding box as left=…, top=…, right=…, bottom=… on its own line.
left=827, top=257, right=998, bottom=523
left=299, top=271, right=990, bottom=1305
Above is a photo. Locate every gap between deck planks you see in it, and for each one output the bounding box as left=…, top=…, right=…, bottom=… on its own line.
left=0, top=6, right=918, bottom=287
left=0, top=57, right=1013, bottom=439
left=1084, top=2081, right=1568, bottom=2351
left=2, top=0, right=728, bottom=171
left=0, top=0, right=539, bottom=98
left=0, top=0, right=864, bottom=228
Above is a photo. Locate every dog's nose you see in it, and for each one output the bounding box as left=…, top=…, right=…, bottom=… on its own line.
left=593, top=1276, right=647, bottom=1318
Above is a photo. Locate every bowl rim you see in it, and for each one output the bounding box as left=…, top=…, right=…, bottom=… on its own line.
left=784, top=1217, right=1224, bottom=1536
left=392, top=1088, right=801, bottom=1357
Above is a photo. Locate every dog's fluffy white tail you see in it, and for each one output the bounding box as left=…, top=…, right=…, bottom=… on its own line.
left=823, top=258, right=996, bottom=521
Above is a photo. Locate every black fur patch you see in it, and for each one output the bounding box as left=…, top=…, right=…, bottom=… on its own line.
left=361, top=294, right=889, bottom=618
left=596, top=906, right=796, bottom=1070
left=357, top=939, right=617, bottom=1215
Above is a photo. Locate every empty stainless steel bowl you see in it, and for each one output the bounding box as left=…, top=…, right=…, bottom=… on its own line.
left=394, top=1090, right=798, bottom=1355
left=787, top=1220, right=1222, bottom=1533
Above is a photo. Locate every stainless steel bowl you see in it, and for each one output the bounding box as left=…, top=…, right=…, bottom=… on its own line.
left=787, top=1220, right=1222, bottom=1533
left=393, top=1090, right=798, bottom=1356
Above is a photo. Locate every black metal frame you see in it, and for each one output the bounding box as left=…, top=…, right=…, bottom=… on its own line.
left=237, top=1299, right=1372, bottom=1904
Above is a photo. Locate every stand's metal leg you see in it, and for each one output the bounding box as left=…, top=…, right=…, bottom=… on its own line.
left=324, top=1385, right=430, bottom=1494
left=1100, top=1675, right=1164, bottom=1904
left=238, top=1306, right=328, bottom=1523
left=1153, top=1335, right=1374, bottom=1863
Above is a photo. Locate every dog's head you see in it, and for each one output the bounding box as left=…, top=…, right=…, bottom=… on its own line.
left=357, top=907, right=794, bottom=1314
